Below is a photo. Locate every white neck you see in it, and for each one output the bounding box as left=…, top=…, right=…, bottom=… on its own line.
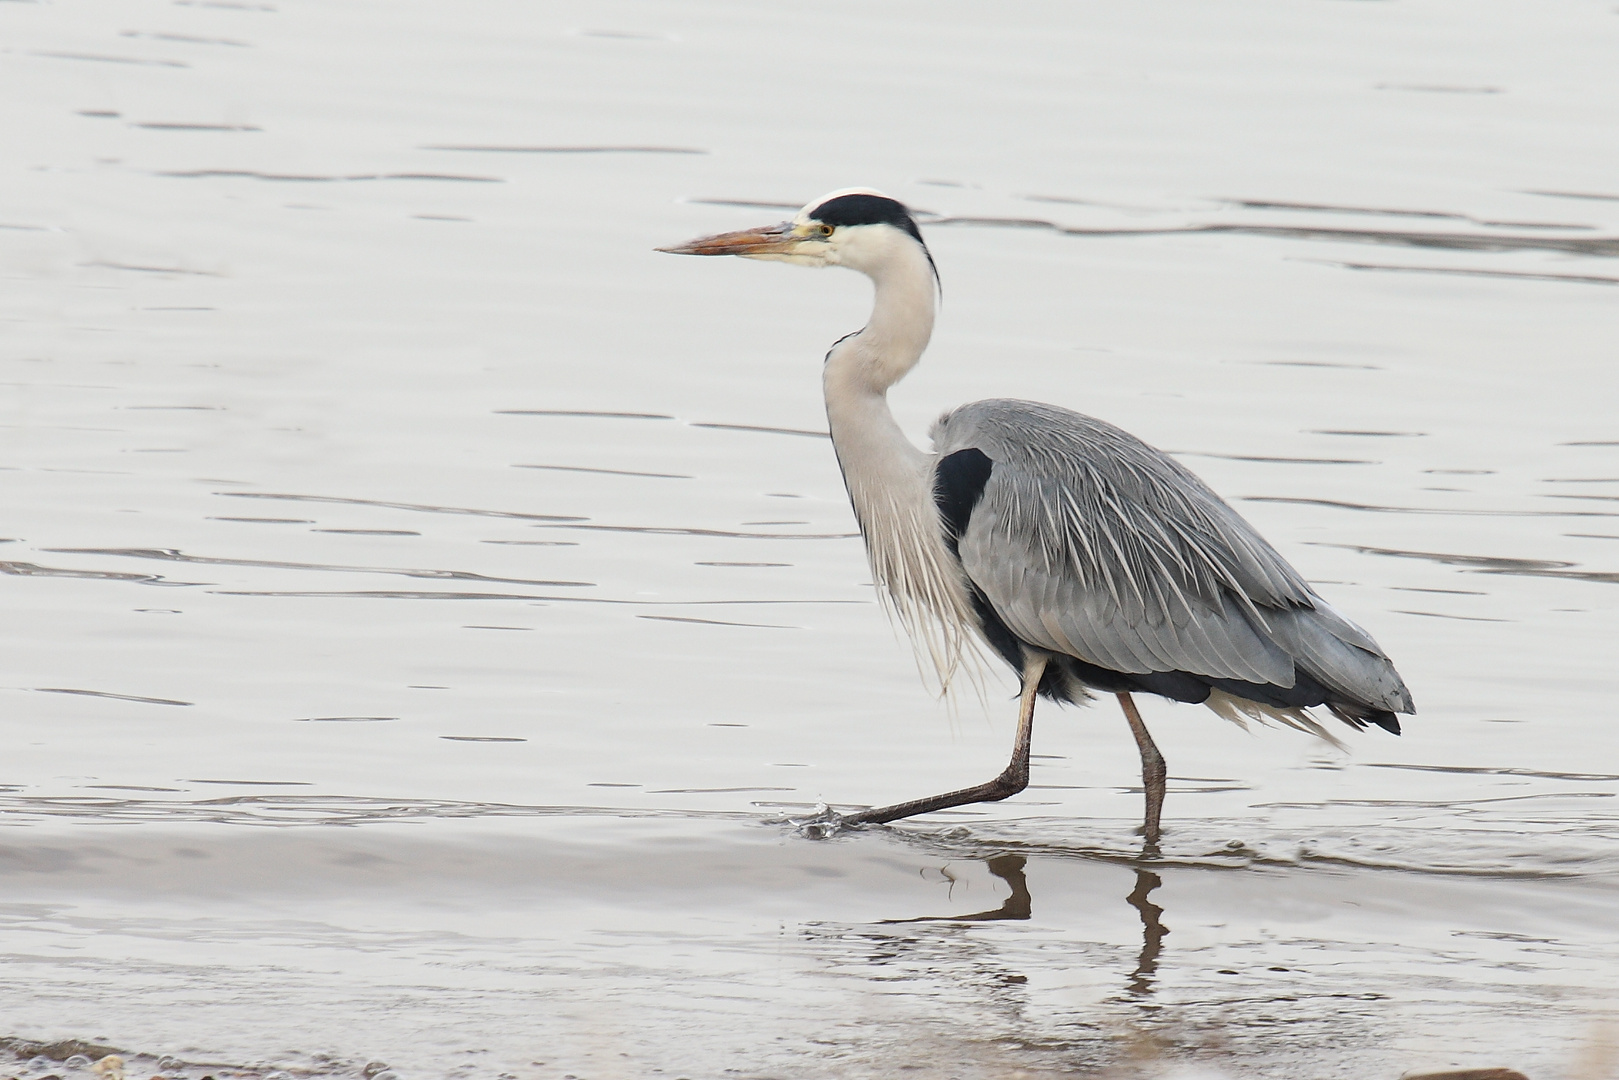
left=822, top=232, right=936, bottom=480
left=822, top=239, right=936, bottom=403
left=820, top=234, right=980, bottom=693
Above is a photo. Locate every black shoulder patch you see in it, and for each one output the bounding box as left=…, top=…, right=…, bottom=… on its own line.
left=809, top=193, right=928, bottom=249
left=932, top=447, right=993, bottom=557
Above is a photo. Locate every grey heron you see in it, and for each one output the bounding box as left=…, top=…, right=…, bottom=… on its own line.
left=660, top=188, right=1413, bottom=848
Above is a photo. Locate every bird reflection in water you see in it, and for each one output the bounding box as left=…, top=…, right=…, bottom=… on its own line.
left=880, top=854, right=1034, bottom=924
left=1125, top=868, right=1169, bottom=997
left=883, top=855, right=1171, bottom=1000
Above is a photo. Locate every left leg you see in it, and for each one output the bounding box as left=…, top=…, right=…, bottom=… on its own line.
left=844, top=653, right=1048, bottom=826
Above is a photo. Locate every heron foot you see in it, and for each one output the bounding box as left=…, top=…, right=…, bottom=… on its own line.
left=782, top=803, right=853, bottom=840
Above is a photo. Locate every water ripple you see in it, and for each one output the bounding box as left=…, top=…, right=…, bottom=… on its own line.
left=1321, top=543, right=1619, bottom=584
left=1245, top=495, right=1619, bottom=519
left=157, top=170, right=503, bottom=183
left=423, top=144, right=706, bottom=155
left=931, top=215, right=1619, bottom=257
left=0, top=794, right=752, bottom=828
left=1315, top=260, right=1619, bottom=287
left=215, top=491, right=585, bottom=521
left=1, top=560, right=187, bottom=585
left=43, top=547, right=593, bottom=589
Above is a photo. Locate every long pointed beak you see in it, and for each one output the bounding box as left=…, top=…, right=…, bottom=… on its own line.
left=656, top=221, right=798, bottom=256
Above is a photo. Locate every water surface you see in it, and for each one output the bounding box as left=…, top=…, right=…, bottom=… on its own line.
left=3, top=1, right=1617, bottom=1078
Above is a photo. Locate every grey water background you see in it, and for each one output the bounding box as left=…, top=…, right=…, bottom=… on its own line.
left=3, top=1, right=1617, bottom=1077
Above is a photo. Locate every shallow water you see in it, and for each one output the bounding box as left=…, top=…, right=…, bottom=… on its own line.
left=3, top=1, right=1618, bottom=1078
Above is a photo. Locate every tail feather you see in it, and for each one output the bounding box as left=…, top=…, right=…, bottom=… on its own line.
left=1327, top=701, right=1402, bottom=735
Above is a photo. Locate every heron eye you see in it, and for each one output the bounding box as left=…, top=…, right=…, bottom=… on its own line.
left=817, top=223, right=834, bottom=237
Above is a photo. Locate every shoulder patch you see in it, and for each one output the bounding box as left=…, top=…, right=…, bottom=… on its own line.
left=932, top=447, right=994, bottom=557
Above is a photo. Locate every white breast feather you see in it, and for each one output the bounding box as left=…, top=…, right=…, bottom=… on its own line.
left=843, top=459, right=991, bottom=699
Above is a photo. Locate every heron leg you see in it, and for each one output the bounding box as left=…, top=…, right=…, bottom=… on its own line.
left=844, top=654, right=1049, bottom=827
left=1117, top=692, right=1166, bottom=849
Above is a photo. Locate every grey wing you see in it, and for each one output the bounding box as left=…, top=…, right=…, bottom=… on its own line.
left=932, top=399, right=1413, bottom=715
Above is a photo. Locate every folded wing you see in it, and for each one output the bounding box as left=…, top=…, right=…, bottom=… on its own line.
left=931, top=399, right=1413, bottom=724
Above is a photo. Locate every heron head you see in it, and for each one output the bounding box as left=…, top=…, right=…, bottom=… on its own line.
left=658, top=188, right=936, bottom=281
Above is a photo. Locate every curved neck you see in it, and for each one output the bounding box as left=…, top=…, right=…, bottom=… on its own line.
left=823, top=239, right=937, bottom=407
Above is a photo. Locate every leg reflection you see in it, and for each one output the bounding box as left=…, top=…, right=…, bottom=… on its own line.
left=1125, top=867, right=1168, bottom=996
left=882, top=854, right=1032, bottom=923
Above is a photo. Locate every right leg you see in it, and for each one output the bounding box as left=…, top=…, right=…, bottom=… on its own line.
left=1116, top=691, right=1167, bottom=850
